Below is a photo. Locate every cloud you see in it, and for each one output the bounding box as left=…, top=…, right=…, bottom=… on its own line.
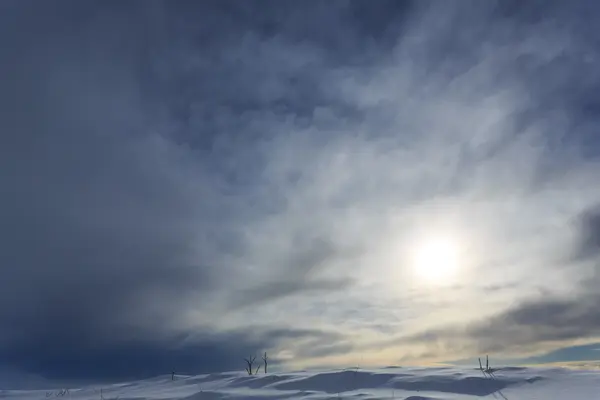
left=226, top=237, right=354, bottom=309
left=2, top=0, right=600, bottom=380
left=0, top=5, right=220, bottom=380
left=572, top=205, right=600, bottom=262
left=463, top=203, right=600, bottom=350
left=395, top=202, right=600, bottom=361
left=0, top=0, right=372, bottom=380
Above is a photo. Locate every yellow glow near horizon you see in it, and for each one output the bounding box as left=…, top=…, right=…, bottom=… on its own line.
left=411, top=236, right=460, bottom=284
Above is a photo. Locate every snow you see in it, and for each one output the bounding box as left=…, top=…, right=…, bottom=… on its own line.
left=2, top=366, right=599, bottom=400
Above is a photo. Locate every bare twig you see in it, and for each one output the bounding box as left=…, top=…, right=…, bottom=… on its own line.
left=244, top=355, right=257, bottom=375
left=262, top=352, right=268, bottom=374
left=48, top=389, right=69, bottom=397
left=478, top=355, right=496, bottom=378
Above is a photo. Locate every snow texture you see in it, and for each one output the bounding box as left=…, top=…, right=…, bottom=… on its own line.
left=2, top=366, right=599, bottom=400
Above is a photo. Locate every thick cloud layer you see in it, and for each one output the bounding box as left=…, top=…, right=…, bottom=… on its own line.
left=0, top=0, right=408, bottom=380
left=2, top=0, right=600, bottom=380
left=0, top=0, right=268, bottom=380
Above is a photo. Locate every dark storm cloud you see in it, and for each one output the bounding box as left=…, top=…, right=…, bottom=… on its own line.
left=0, top=0, right=232, bottom=380
left=1, top=0, right=411, bottom=380
left=1, top=327, right=346, bottom=382
left=0, top=0, right=434, bottom=380
left=3, top=334, right=264, bottom=381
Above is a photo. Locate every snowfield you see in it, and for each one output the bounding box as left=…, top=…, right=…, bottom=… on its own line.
left=2, top=366, right=599, bottom=400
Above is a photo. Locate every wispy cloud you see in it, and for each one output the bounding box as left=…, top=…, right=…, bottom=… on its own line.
left=1, top=0, right=600, bottom=380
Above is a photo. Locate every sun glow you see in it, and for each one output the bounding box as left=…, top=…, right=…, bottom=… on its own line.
left=411, top=236, right=460, bottom=283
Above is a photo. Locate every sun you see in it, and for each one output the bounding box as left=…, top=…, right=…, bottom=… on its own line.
left=410, top=236, right=460, bottom=283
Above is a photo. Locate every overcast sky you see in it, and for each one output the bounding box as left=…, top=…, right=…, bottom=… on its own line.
left=2, top=0, right=600, bottom=382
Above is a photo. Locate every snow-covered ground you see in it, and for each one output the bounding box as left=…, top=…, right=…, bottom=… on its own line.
left=2, top=366, right=599, bottom=400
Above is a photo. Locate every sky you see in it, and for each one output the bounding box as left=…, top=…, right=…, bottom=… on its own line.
left=2, top=0, right=600, bottom=382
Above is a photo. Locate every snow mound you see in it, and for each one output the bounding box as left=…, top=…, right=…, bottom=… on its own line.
left=1, top=365, right=598, bottom=399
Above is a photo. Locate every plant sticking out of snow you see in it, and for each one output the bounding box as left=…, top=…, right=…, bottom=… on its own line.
left=244, top=355, right=261, bottom=375
left=244, top=353, right=268, bottom=375
left=262, top=352, right=268, bottom=374
left=46, top=389, right=70, bottom=397
left=478, top=355, right=497, bottom=378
